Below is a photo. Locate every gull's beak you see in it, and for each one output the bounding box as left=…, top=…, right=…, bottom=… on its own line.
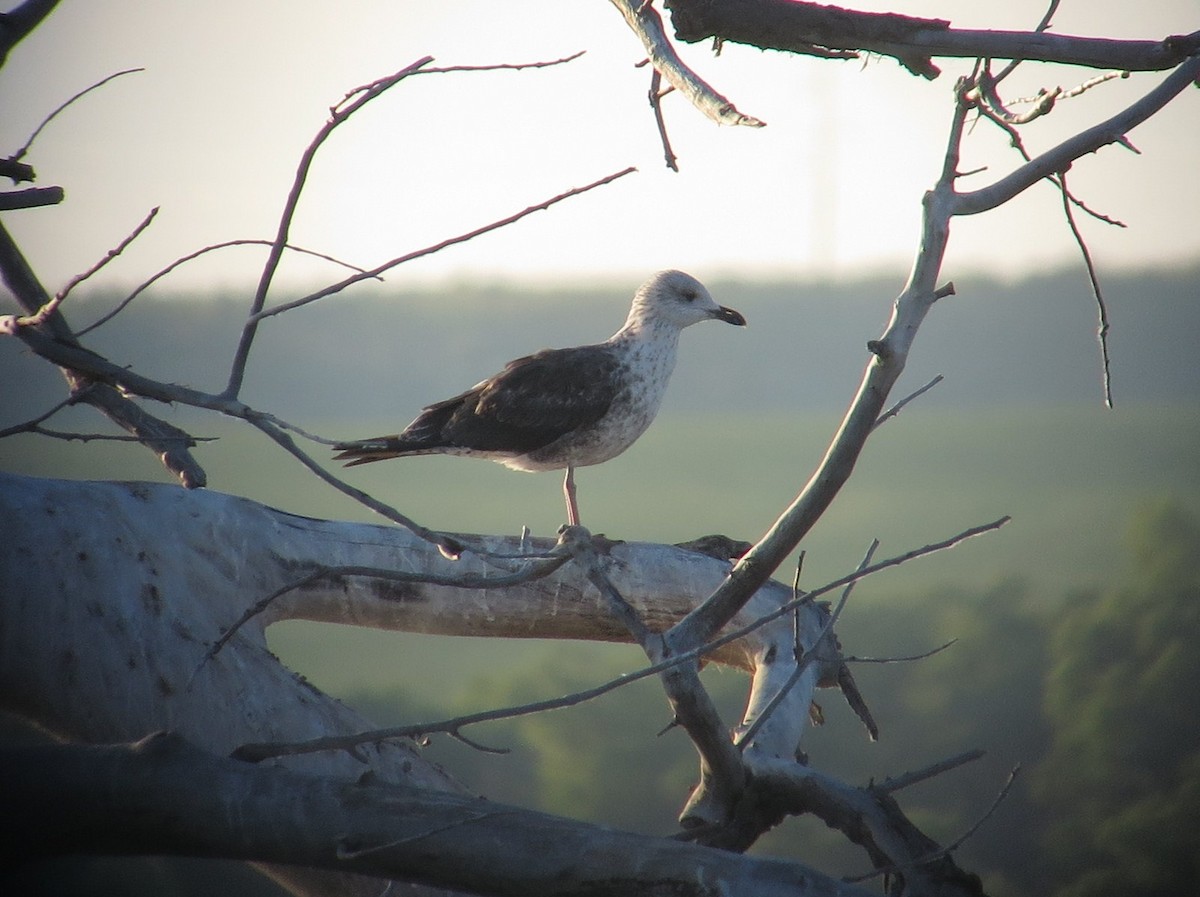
left=713, top=305, right=747, bottom=326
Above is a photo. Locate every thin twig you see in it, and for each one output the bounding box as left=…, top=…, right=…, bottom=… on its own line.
left=1057, top=170, right=1115, bottom=408
left=224, top=51, right=588, bottom=397
left=954, top=55, right=1200, bottom=216
left=11, top=67, right=144, bottom=162
left=446, top=729, right=510, bottom=755
left=334, top=809, right=510, bottom=858
left=6, top=208, right=159, bottom=330
left=845, top=765, right=1020, bottom=883
left=0, top=218, right=208, bottom=487
left=56, top=207, right=159, bottom=301
left=78, top=239, right=379, bottom=337
left=648, top=67, right=679, bottom=171
left=1059, top=69, right=1130, bottom=101
left=843, top=637, right=958, bottom=665
left=0, top=394, right=75, bottom=439
left=18, top=426, right=212, bottom=445
left=245, top=416, right=466, bottom=559
left=969, top=77, right=1128, bottom=227
left=873, top=375, right=944, bottom=429
left=417, top=52, right=586, bottom=77
left=225, top=56, right=435, bottom=399
left=871, top=749, right=985, bottom=794
left=249, top=167, right=638, bottom=323
left=990, top=0, right=1060, bottom=85
left=711, top=519, right=1009, bottom=660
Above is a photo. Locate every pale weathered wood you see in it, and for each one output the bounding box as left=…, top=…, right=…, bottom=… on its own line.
left=0, top=470, right=838, bottom=894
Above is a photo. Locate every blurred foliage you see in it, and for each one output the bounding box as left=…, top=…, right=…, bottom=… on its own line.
left=1034, top=502, right=1200, bottom=896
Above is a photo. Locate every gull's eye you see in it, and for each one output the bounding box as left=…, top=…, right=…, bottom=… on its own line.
left=682, top=289, right=697, bottom=302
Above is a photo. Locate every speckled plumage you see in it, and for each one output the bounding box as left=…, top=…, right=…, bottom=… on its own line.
left=333, top=270, right=745, bottom=523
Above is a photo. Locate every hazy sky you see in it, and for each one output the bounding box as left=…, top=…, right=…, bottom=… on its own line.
left=2, top=1, right=1197, bottom=295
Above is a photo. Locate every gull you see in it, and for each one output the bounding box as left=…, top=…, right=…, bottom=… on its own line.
left=333, top=270, right=745, bottom=525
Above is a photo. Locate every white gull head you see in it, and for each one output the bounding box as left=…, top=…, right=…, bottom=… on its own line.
left=619, top=269, right=747, bottom=334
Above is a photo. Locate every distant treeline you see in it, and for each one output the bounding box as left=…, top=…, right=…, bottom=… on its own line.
left=4, top=265, right=1198, bottom=428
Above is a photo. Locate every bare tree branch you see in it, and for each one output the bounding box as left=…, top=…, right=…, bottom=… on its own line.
left=846, top=766, right=1020, bottom=884
left=734, top=541, right=877, bottom=751
left=8, top=207, right=159, bottom=329
left=249, top=166, right=638, bottom=324
left=567, top=527, right=750, bottom=830
left=225, top=51, right=592, bottom=397
left=843, top=637, right=958, bottom=666
left=8, top=67, right=144, bottom=162
left=0, top=219, right=207, bottom=487
left=78, top=238, right=380, bottom=337
left=989, top=0, right=1062, bottom=85
left=0, top=0, right=60, bottom=66
left=0, top=156, right=35, bottom=182
left=872, top=749, right=986, bottom=794
left=418, top=53, right=587, bottom=76
left=609, top=0, right=766, bottom=127
left=1057, top=171, right=1115, bottom=407
left=874, top=374, right=944, bottom=429
left=954, top=56, right=1200, bottom=216
left=747, top=757, right=981, bottom=894
left=969, top=87, right=1128, bottom=229
left=0, top=734, right=871, bottom=897
left=202, top=550, right=573, bottom=676
left=646, top=65, right=680, bottom=171
left=0, top=184, right=62, bottom=208
left=230, top=515, right=1001, bottom=768
left=663, top=0, right=1199, bottom=78
left=224, top=56, right=435, bottom=399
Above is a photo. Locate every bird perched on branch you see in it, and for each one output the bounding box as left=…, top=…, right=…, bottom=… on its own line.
left=333, top=270, right=745, bottom=525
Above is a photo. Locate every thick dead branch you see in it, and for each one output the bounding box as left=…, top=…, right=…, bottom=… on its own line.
left=0, top=185, right=62, bottom=208
left=8, top=472, right=1004, bottom=883
left=0, top=734, right=870, bottom=897
left=664, top=0, right=1200, bottom=78
left=0, top=157, right=35, bottom=182
left=0, top=0, right=59, bottom=65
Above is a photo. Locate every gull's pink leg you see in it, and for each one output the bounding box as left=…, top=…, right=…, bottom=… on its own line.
left=563, top=465, right=580, bottom=526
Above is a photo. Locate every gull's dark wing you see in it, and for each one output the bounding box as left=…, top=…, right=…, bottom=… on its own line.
left=333, top=345, right=619, bottom=464
left=440, top=345, right=620, bottom=451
